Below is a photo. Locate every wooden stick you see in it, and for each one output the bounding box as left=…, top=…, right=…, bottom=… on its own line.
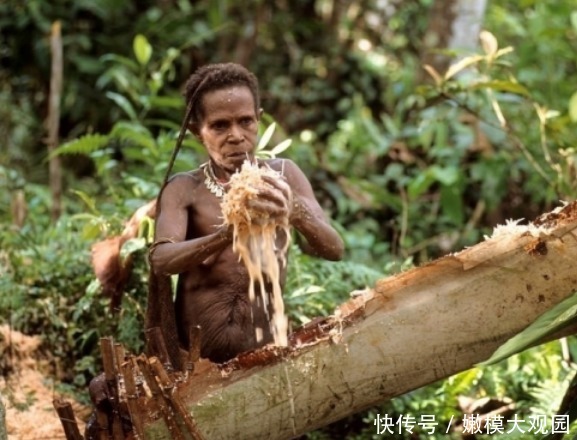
left=145, top=327, right=173, bottom=372
left=114, top=343, right=126, bottom=366
left=100, top=337, right=124, bottom=440
left=149, top=358, right=204, bottom=439
left=53, top=398, right=83, bottom=440
left=136, top=355, right=185, bottom=440
left=114, top=342, right=130, bottom=415
left=186, top=326, right=201, bottom=372
left=121, top=356, right=146, bottom=439
left=94, top=409, right=110, bottom=440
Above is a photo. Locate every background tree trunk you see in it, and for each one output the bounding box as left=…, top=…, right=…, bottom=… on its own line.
left=127, top=202, right=577, bottom=439
left=447, top=0, right=488, bottom=53
left=420, top=0, right=488, bottom=77
left=47, top=21, right=63, bottom=222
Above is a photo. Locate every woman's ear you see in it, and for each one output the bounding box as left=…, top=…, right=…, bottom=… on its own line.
left=188, top=122, right=200, bottom=138
left=189, top=116, right=207, bottom=146
left=258, top=108, right=264, bottom=120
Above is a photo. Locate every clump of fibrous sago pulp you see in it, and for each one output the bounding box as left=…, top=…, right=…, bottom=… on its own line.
left=221, top=160, right=291, bottom=347
left=485, top=201, right=571, bottom=241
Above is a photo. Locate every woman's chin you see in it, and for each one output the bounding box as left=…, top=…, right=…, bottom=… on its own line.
left=230, top=155, right=253, bottom=169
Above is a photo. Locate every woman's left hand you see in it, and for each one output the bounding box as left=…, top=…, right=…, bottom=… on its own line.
left=247, top=175, right=293, bottom=222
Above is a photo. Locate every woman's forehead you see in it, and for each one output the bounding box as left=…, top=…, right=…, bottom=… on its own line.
left=201, top=85, right=256, bottom=114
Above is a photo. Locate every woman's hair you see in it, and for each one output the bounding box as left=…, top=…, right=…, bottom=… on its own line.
left=184, top=63, right=260, bottom=130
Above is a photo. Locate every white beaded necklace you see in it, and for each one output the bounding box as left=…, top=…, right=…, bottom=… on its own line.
left=200, top=161, right=228, bottom=198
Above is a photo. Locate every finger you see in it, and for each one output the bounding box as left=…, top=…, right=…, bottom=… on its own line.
left=257, top=185, right=287, bottom=207
left=247, top=199, right=288, bottom=218
left=261, top=175, right=291, bottom=198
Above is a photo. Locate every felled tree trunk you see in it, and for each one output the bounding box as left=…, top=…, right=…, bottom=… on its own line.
left=103, top=202, right=577, bottom=440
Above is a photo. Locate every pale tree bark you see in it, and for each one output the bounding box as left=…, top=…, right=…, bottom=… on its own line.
left=447, top=0, right=488, bottom=53
left=10, top=189, right=26, bottom=228
left=84, top=201, right=577, bottom=440
left=47, top=21, right=63, bottom=222
left=420, top=0, right=488, bottom=78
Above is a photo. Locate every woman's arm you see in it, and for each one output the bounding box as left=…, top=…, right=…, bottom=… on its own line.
left=282, top=159, right=344, bottom=261
left=149, top=175, right=232, bottom=275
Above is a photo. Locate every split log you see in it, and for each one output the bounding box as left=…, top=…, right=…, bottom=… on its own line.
left=124, top=201, right=577, bottom=439
left=121, top=357, right=146, bottom=439
left=53, top=399, right=83, bottom=440
left=100, top=337, right=125, bottom=440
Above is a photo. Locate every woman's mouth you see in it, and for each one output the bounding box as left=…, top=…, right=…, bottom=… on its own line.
left=228, top=152, right=249, bottom=160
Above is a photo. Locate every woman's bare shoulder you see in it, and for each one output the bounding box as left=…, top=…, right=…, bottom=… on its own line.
left=159, top=168, right=205, bottom=205
left=264, top=158, right=301, bottom=175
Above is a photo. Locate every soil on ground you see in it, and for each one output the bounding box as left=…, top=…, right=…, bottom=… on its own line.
left=0, top=325, right=90, bottom=439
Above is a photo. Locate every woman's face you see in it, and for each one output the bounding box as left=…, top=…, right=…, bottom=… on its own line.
left=195, top=85, right=260, bottom=176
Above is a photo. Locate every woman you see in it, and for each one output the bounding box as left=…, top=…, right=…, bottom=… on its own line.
left=148, top=63, right=344, bottom=364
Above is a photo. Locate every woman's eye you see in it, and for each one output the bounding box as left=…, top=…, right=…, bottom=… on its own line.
left=212, top=122, right=228, bottom=131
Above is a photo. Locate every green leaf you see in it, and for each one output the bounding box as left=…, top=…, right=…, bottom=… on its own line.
left=133, top=34, right=152, bottom=66
left=145, top=118, right=181, bottom=131
left=110, top=121, right=157, bottom=153
left=569, top=91, right=577, bottom=123
left=540, top=370, right=577, bottom=440
left=148, top=96, right=183, bottom=109
left=571, top=11, right=577, bottom=32
left=494, top=46, right=514, bottom=59
left=120, top=237, right=147, bottom=262
left=106, top=91, right=138, bottom=120
left=81, top=221, right=103, bottom=240
left=100, top=53, right=140, bottom=71
left=256, top=122, right=276, bottom=151
left=470, top=80, right=530, bottom=97
left=432, top=165, right=460, bottom=186
left=50, top=134, right=110, bottom=159
left=423, top=64, right=443, bottom=86
left=71, top=190, right=98, bottom=215
left=480, top=30, right=498, bottom=56
left=479, top=291, right=577, bottom=366
left=289, top=285, right=325, bottom=298
left=270, top=139, right=292, bottom=157
left=440, top=184, right=464, bottom=225
left=444, top=55, right=484, bottom=80
left=446, top=369, right=480, bottom=396
left=407, top=170, right=435, bottom=200
left=138, top=216, right=155, bottom=242
left=544, top=109, right=561, bottom=120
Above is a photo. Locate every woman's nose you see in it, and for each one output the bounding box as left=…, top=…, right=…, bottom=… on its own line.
left=227, top=124, right=244, bottom=141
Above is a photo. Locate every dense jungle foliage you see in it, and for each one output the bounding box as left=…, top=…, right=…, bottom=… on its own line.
left=2, top=0, right=577, bottom=438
